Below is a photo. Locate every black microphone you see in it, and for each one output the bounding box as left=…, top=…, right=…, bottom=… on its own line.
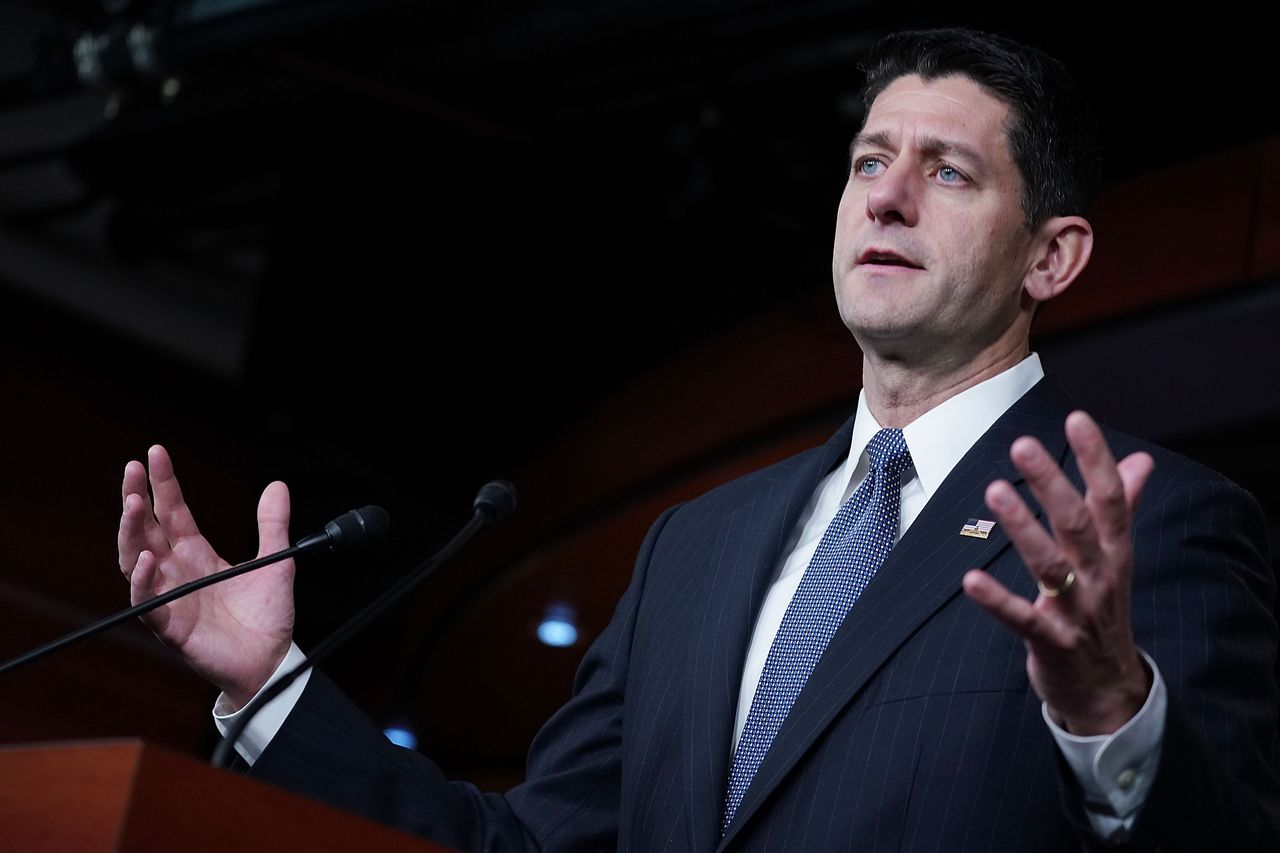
left=212, top=482, right=516, bottom=769
left=474, top=480, right=517, bottom=524
left=0, top=506, right=390, bottom=677
left=294, top=505, right=391, bottom=554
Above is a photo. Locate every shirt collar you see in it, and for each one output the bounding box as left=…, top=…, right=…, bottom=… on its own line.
left=846, top=353, right=1045, bottom=501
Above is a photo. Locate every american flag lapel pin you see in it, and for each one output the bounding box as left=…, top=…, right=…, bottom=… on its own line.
left=959, top=518, right=996, bottom=539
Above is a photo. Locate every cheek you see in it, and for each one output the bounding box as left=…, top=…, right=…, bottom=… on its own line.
left=833, top=182, right=861, bottom=242
left=963, top=215, right=1028, bottom=296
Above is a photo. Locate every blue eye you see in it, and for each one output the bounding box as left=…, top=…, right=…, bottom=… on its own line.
left=937, top=166, right=964, bottom=184
left=856, top=157, right=885, bottom=177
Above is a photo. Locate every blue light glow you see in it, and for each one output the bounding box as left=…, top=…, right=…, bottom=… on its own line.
left=538, top=605, right=579, bottom=647
left=384, top=726, right=417, bottom=749
left=537, top=619, right=578, bottom=647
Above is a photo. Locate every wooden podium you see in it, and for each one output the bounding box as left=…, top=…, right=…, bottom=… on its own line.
left=0, top=740, right=452, bottom=852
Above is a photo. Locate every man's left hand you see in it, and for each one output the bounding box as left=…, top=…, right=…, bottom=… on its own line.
left=963, top=410, right=1156, bottom=736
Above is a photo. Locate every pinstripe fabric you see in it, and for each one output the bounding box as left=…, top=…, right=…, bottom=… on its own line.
left=250, top=377, right=1280, bottom=852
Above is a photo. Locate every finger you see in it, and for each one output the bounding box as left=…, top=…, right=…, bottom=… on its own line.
left=986, top=479, right=1077, bottom=598
left=963, top=569, right=1071, bottom=648
left=1009, top=435, right=1103, bottom=574
left=255, top=480, right=293, bottom=560
left=122, top=459, right=167, bottom=552
left=147, top=445, right=202, bottom=542
left=122, top=459, right=148, bottom=510
left=129, top=549, right=161, bottom=609
left=119, top=492, right=143, bottom=576
left=1064, top=411, right=1130, bottom=545
left=1116, top=451, right=1155, bottom=516
left=119, top=490, right=169, bottom=576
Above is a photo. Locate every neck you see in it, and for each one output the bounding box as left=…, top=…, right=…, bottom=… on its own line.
left=861, top=339, right=1030, bottom=428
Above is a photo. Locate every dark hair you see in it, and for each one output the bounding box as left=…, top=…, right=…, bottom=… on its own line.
left=860, top=28, right=1101, bottom=229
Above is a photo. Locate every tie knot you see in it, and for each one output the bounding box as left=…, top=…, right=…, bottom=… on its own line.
left=865, top=428, right=911, bottom=476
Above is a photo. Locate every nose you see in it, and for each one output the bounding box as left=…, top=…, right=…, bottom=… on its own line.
left=865, top=159, right=919, bottom=226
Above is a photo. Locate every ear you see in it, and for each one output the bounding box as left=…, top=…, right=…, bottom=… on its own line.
left=1023, top=215, right=1093, bottom=303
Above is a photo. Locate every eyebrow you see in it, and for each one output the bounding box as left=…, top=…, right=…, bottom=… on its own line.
left=849, top=130, right=989, bottom=169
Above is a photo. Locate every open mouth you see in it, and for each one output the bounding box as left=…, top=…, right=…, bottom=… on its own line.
left=857, top=249, right=923, bottom=270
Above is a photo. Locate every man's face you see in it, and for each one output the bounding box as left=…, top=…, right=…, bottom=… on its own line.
left=832, top=74, right=1037, bottom=365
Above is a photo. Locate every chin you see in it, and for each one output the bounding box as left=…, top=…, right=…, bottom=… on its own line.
left=842, top=315, right=923, bottom=348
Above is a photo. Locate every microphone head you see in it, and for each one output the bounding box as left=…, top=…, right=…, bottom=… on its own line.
left=474, top=480, right=517, bottom=524
left=324, top=505, right=391, bottom=548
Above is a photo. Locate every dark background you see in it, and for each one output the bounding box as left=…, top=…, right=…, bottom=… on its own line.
left=1, top=0, right=1276, bottom=788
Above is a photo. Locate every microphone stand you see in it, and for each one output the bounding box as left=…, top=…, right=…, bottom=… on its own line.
left=211, top=483, right=514, bottom=770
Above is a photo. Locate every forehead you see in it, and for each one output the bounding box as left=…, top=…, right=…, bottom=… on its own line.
left=861, top=74, right=1013, bottom=160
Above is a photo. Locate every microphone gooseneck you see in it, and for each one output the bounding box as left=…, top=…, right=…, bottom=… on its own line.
left=212, top=482, right=516, bottom=769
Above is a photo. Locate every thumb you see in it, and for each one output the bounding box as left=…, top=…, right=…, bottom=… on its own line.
left=256, top=480, right=292, bottom=559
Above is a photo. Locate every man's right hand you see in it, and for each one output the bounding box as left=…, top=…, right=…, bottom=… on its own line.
left=118, top=445, right=296, bottom=711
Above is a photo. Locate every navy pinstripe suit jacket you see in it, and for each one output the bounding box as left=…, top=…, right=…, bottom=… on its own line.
left=252, top=377, right=1280, bottom=851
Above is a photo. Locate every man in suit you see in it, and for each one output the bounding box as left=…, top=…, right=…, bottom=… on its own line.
left=118, top=28, right=1279, bottom=851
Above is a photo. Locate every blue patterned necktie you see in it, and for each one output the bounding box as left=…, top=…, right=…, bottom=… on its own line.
left=722, top=427, right=913, bottom=832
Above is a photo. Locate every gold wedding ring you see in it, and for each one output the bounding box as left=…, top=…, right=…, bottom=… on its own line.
left=1037, top=571, right=1076, bottom=598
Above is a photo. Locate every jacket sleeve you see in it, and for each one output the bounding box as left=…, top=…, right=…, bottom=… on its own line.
left=249, top=504, right=679, bottom=852
left=1060, top=468, right=1280, bottom=851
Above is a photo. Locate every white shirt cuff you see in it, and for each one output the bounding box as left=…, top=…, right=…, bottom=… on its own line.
left=212, top=642, right=311, bottom=766
left=1045, top=649, right=1167, bottom=839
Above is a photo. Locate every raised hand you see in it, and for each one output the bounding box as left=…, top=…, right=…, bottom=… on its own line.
left=119, top=445, right=296, bottom=710
left=963, top=410, right=1156, bottom=736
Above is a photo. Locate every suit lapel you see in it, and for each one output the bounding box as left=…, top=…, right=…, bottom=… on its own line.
left=684, top=415, right=857, bottom=853
left=717, top=377, right=1077, bottom=850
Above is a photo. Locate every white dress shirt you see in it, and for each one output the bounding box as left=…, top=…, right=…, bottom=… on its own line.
left=218, top=352, right=1164, bottom=838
